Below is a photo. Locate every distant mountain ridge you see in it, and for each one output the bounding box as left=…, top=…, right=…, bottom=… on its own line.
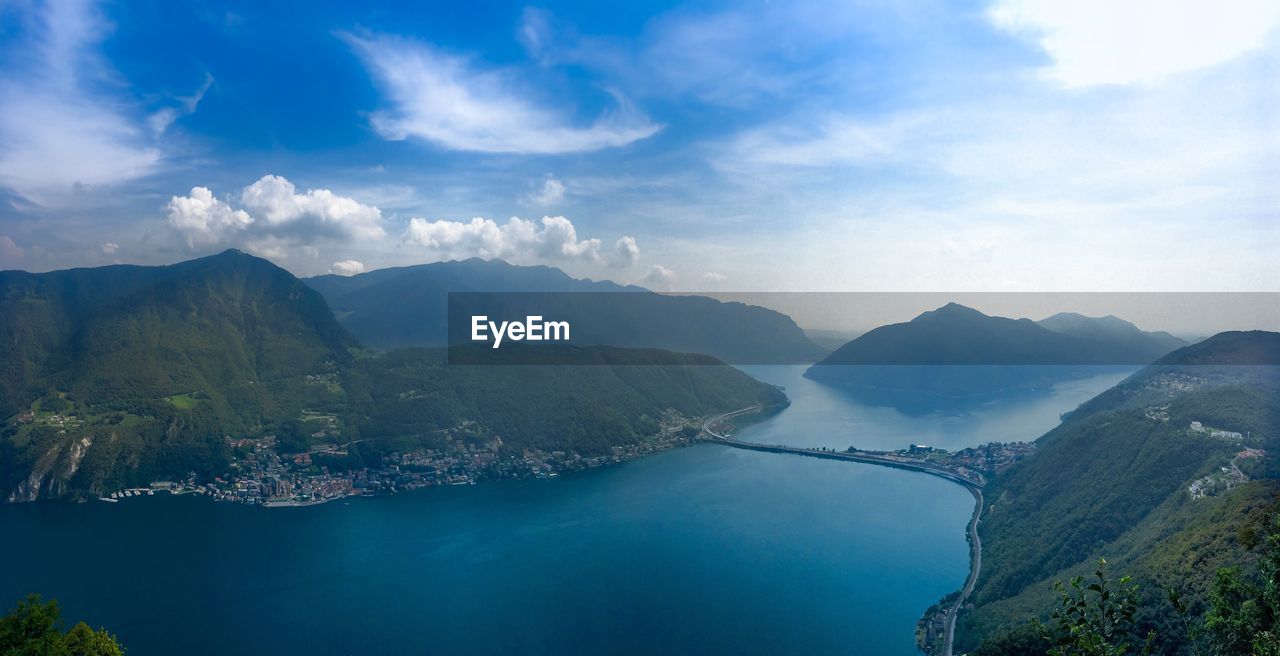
left=1038, top=311, right=1187, bottom=354
left=0, top=251, right=786, bottom=501
left=803, top=303, right=1189, bottom=412
left=305, top=258, right=827, bottom=363
left=811, top=302, right=1186, bottom=366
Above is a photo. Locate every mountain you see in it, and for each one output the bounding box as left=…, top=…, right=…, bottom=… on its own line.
left=812, top=303, right=1185, bottom=366
left=0, top=252, right=786, bottom=501
left=350, top=346, right=787, bottom=457
left=803, top=304, right=1188, bottom=411
left=0, top=249, right=355, bottom=424
left=0, top=250, right=359, bottom=500
left=1037, top=312, right=1187, bottom=359
left=305, top=258, right=827, bottom=363
left=957, top=331, right=1280, bottom=653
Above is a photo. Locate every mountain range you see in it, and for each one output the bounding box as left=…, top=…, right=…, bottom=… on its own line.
left=0, top=251, right=784, bottom=501
left=5, top=249, right=1278, bottom=654
left=813, top=302, right=1187, bottom=366
left=305, top=258, right=827, bottom=363
left=803, top=303, right=1189, bottom=411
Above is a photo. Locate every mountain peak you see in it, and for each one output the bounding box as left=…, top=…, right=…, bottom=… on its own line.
left=916, top=302, right=988, bottom=322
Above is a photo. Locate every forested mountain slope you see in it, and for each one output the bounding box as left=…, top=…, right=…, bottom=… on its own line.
left=0, top=252, right=784, bottom=501
left=958, top=331, right=1280, bottom=653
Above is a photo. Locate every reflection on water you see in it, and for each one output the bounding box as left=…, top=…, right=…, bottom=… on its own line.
left=736, top=365, right=1134, bottom=451
left=0, top=365, right=1127, bottom=656
left=0, top=446, right=971, bottom=656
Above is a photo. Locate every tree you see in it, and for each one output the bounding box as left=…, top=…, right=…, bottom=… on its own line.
left=1205, top=512, right=1280, bottom=656
left=1044, top=559, right=1153, bottom=656
left=0, top=595, right=124, bottom=656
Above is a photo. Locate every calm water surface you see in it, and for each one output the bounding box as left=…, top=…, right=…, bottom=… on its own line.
left=0, top=365, right=1127, bottom=655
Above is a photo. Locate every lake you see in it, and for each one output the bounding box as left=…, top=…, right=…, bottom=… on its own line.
left=0, top=365, right=1130, bottom=655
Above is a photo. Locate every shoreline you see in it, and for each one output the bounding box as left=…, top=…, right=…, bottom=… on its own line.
left=72, top=428, right=709, bottom=510
left=700, top=405, right=985, bottom=656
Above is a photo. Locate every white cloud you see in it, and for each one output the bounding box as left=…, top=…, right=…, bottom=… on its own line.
left=988, top=0, right=1280, bottom=87
left=341, top=32, right=662, bottom=154
left=641, top=264, right=676, bottom=290
left=147, top=72, right=214, bottom=136
left=166, top=175, right=386, bottom=251
left=0, top=0, right=160, bottom=202
left=702, top=271, right=728, bottom=282
left=100, top=242, right=118, bottom=254
left=240, top=175, right=386, bottom=240
left=243, top=238, right=290, bottom=261
left=402, top=214, right=638, bottom=266
left=516, top=5, right=872, bottom=107
left=941, top=238, right=998, bottom=257
left=330, top=259, right=366, bottom=276
left=611, top=236, right=640, bottom=267
left=527, top=175, right=566, bottom=207
left=722, top=114, right=914, bottom=169
left=0, top=235, right=23, bottom=263
left=166, top=187, right=254, bottom=247
left=717, top=53, right=1280, bottom=216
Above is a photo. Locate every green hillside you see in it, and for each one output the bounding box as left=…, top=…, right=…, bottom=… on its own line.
left=0, top=252, right=785, bottom=502
left=957, top=331, right=1280, bottom=653
left=349, top=347, right=787, bottom=457
left=0, top=250, right=360, bottom=500
left=305, top=258, right=827, bottom=363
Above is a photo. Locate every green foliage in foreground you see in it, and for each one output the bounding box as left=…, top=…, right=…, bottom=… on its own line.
left=981, top=507, right=1280, bottom=655
left=976, top=560, right=1151, bottom=656
left=1045, top=560, right=1153, bottom=656
left=0, top=595, right=123, bottom=656
left=1200, top=511, right=1280, bottom=656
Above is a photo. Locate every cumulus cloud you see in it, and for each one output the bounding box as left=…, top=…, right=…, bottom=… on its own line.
left=402, top=214, right=639, bottom=266
left=341, top=32, right=662, bottom=154
left=527, top=175, right=566, bottom=207
left=330, top=259, right=366, bottom=276
left=240, top=175, right=386, bottom=240
left=166, top=187, right=254, bottom=247
left=988, top=0, right=1280, bottom=87
left=0, top=0, right=160, bottom=202
left=100, top=242, right=118, bottom=254
left=165, top=175, right=386, bottom=251
left=611, top=236, right=640, bottom=267
left=642, top=264, right=676, bottom=290
left=702, top=271, right=728, bottom=282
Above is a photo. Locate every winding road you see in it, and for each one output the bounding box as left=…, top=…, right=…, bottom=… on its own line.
left=701, top=406, right=984, bottom=656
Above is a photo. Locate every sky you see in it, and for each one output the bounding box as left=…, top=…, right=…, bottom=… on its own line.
left=0, top=0, right=1277, bottom=295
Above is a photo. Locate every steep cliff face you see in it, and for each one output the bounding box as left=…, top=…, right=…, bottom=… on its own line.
left=7, top=434, right=94, bottom=502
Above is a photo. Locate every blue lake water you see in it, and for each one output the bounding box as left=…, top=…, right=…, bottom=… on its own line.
left=0, top=365, right=1130, bottom=655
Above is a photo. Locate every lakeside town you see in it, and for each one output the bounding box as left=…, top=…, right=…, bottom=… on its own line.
left=879, top=441, right=1039, bottom=485
left=96, top=416, right=706, bottom=507
left=96, top=410, right=1043, bottom=507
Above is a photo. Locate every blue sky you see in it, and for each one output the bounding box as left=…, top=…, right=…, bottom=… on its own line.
left=0, top=0, right=1277, bottom=293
